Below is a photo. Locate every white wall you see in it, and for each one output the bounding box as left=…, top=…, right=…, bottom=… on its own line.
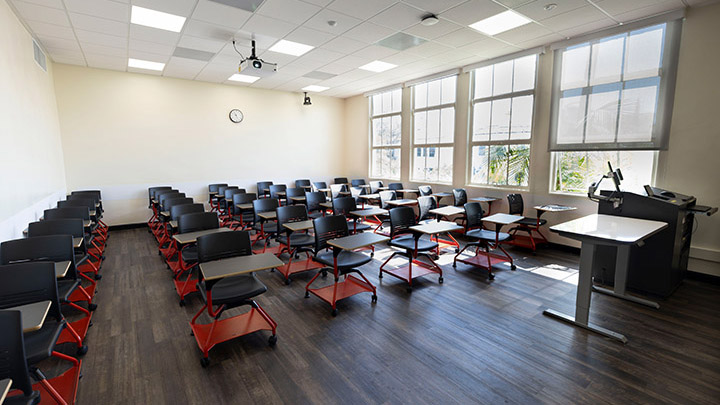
left=342, top=4, right=720, bottom=276
left=0, top=0, right=66, bottom=242
left=53, top=64, right=346, bottom=225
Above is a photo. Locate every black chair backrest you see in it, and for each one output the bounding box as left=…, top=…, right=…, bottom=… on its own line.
left=388, top=183, right=403, bottom=191
left=224, top=187, right=242, bottom=201
left=58, top=198, right=95, bottom=211
left=197, top=231, right=252, bottom=263
left=295, top=179, right=311, bottom=189
left=313, top=181, right=327, bottom=191
left=149, top=186, right=172, bottom=205
left=0, top=235, right=77, bottom=280
left=171, top=203, right=204, bottom=221
left=332, top=196, right=357, bottom=217
left=417, top=196, right=437, bottom=222
left=277, top=205, right=309, bottom=230
left=0, top=310, right=35, bottom=397
left=351, top=179, right=366, bottom=187
left=256, top=181, right=273, bottom=195
left=158, top=192, right=185, bottom=209
left=313, top=215, right=348, bottom=252
left=217, top=186, right=230, bottom=197
left=389, top=206, right=416, bottom=237
left=507, top=193, right=524, bottom=216
left=464, top=202, right=485, bottom=230
left=208, top=183, right=227, bottom=193
left=253, top=198, right=279, bottom=224
left=369, top=180, right=383, bottom=194
left=334, top=177, right=349, bottom=184
left=306, top=192, right=326, bottom=213
left=28, top=219, right=84, bottom=239
left=155, top=189, right=179, bottom=202
left=177, top=212, right=219, bottom=234
left=379, top=190, right=397, bottom=209
left=0, top=261, right=63, bottom=321
left=453, top=188, right=467, bottom=207
left=68, top=192, right=100, bottom=206
left=269, top=184, right=287, bottom=200
left=286, top=187, right=306, bottom=204
left=330, top=184, right=348, bottom=199
left=234, top=192, right=257, bottom=205
left=44, top=207, right=90, bottom=221
left=418, top=185, right=433, bottom=196
left=165, top=197, right=193, bottom=212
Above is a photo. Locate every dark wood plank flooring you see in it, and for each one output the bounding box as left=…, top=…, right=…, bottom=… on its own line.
left=72, top=228, right=720, bottom=404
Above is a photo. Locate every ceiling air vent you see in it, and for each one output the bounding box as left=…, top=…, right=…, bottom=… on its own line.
left=33, top=39, right=47, bottom=72
left=208, top=0, right=265, bottom=13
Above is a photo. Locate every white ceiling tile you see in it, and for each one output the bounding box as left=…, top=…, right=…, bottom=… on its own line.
left=440, top=0, right=507, bottom=26
left=607, top=0, right=685, bottom=21
left=515, top=32, right=563, bottom=48
left=401, top=0, right=468, bottom=14
left=64, top=0, right=129, bottom=23
left=249, top=74, right=294, bottom=88
left=302, top=8, right=362, bottom=34
left=50, top=54, right=86, bottom=65
left=480, top=44, right=523, bottom=59
left=381, top=50, right=424, bottom=65
left=494, top=22, right=553, bottom=44
left=13, top=0, right=64, bottom=10
left=131, top=0, right=197, bottom=17
left=36, top=35, right=80, bottom=51
left=302, top=47, right=345, bottom=63
left=434, top=27, right=489, bottom=47
left=327, top=0, right=397, bottom=19
left=85, top=54, right=127, bottom=70
left=333, top=54, right=374, bottom=67
left=514, top=0, right=588, bottom=22
left=494, top=0, right=534, bottom=7
left=594, top=0, right=682, bottom=17
left=352, top=45, right=398, bottom=60
left=191, top=0, right=253, bottom=30
left=129, top=24, right=180, bottom=45
left=317, top=61, right=355, bottom=74
left=320, top=36, right=367, bottom=53
left=127, top=66, right=163, bottom=75
left=257, top=0, right=322, bottom=24
left=69, top=13, right=129, bottom=36
left=74, top=29, right=127, bottom=48
left=457, top=36, right=511, bottom=55
left=284, top=26, right=335, bottom=47
left=403, top=18, right=463, bottom=40
left=300, top=0, right=333, bottom=6
left=127, top=50, right=171, bottom=64
left=80, top=42, right=127, bottom=57
left=258, top=50, right=299, bottom=65
left=11, top=1, right=70, bottom=25
left=25, top=20, right=76, bottom=40
left=240, top=14, right=296, bottom=39
left=369, top=2, right=426, bottom=31
left=177, top=35, right=226, bottom=53
left=45, top=46, right=84, bottom=58
left=404, top=40, right=452, bottom=56
left=284, top=55, right=328, bottom=71
left=163, top=56, right=208, bottom=78
left=539, top=5, right=613, bottom=32
left=343, top=21, right=395, bottom=43
left=556, top=18, right=617, bottom=39
left=184, top=19, right=237, bottom=41
left=129, top=38, right=175, bottom=56
left=196, top=65, right=234, bottom=82
left=273, top=77, right=318, bottom=91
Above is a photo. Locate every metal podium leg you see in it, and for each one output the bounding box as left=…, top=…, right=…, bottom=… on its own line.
left=592, top=245, right=660, bottom=309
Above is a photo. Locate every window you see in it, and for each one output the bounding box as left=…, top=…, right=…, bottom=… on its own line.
left=370, top=88, right=402, bottom=179
left=552, top=151, right=656, bottom=194
left=469, top=54, right=537, bottom=187
left=411, top=76, right=456, bottom=183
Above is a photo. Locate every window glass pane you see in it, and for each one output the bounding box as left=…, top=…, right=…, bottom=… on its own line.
left=415, top=83, right=427, bottom=109
left=388, top=148, right=401, bottom=179
left=513, top=55, right=536, bottom=92
left=372, top=118, right=382, bottom=146
left=438, top=147, right=453, bottom=182
left=472, top=101, right=491, bottom=142
left=474, top=66, right=493, bottom=99
left=617, top=82, right=658, bottom=142
left=426, top=109, right=440, bottom=144
left=391, top=89, right=402, bottom=113
left=381, top=116, right=392, bottom=145
left=414, top=111, right=426, bottom=144
left=488, top=145, right=508, bottom=185
left=390, top=115, right=402, bottom=145
left=427, top=79, right=442, bottom=107
left=493, top=60, right=513, bottom=96
left=561, top=44, right=590, bottom=90
left=553, top=151, right=655, bottom=193
left=590, top=36, right=624, bottom=86
left=441, top=76, right=456, bottom=104
left=426, top=146, right=439, bottom=182
left=624, top=26, right=663, bottom=80
left=557, top=93, right=587, bottom=144
left=585, top=88, right=620, bottom=143
left=471, top=146, right=488, bottom=184
left=382, top=91, right=392, bottom=114
left=490, top=98, right=511, bottom=141
left=510, top=95, right=533, bottom=140
left=372, top=94, right=382, bottom=116
left=372, top=149, right=382, bottom=177
left=440, top=107, right=455, bottom=144
left=413, top=147, right=425, bottom=180
left=508, top=144, right=530, bottom=186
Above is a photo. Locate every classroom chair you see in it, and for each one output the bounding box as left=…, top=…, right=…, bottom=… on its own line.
left=44, top=207, right=105, bottom=258
left=158, top=203, right=205, bottom=259
left=148, top=186, right=172, bottom=224
left=334, top=177, right=349, bottom=184
left=0, top=310, right=41, bottom=404
left=506, top=193, right=548, bottom=253
left=452, top=188, right=468, bottom=226
left=230, top=193, right=257, bottom=230
left=306, top=192, right=327, bottom=219
left=169, top=212, right=220, bottom=304
left=252, top=198, right=279, bottom=253
left=418, top=185, right=432, bottom=196
left=276, top=205, right=323, bottom=284
left=68, top=191, right=106, bottom=231
left=57, top=199, right=108, bottom=242
left=295, top=179, right=312, bottom=190
left=256, top=181, right=273, bottom=198
left=375, top=190, right=397, bottom=232
left=330, top=184, right=350, bottom=199
left=269, top=184, right=287, bottom=205
left=369, top=180, right=383, bottom=194
left=312, top=181, right=327, bottom=192
left=208, top=183, right=227, bottom=211
left=285, top=187, right=306, bottom=206
left=417, top=195, right=437, bottom=224
left=351, top=179, right=366, bottom=187
left=332, top=196, right=371, bottom=234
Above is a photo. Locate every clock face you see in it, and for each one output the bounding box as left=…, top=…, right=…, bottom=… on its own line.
left=229, top=109, right=243, bottom=123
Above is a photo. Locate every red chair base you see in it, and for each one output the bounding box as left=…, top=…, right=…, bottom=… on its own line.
left=174, top=275, right=198, bottom=303
left=57, top=315, right=92, bottom=345
left=506, top=231, right=547, bottom=252
left=379, top=259, right=442, bottom=286
left=454, top=245, right=515, bottom=279
left=306, top=275, right=376, bottom=310
left=8, top=354, right=82, bottom=405
left=190, top=306, right=276, bottom=360
left=276, top=256, right=324, bottom=283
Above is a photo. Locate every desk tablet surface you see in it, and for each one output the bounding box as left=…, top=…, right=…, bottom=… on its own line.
left=2, top=300, right=51, bottom=333
left=358, top=194, right=380, bottom=199
left=55, top=261, right=71, bottom=278
left=236, top=203, right=253, bottom=210
left=386, top=199, right=418, bottom=206
left=173, top=227, right=230, bottom=244
left=0, top=378, right=11, bottom=403
left=470, top=197, right=499, bottom=203
left=397, top=189, right=419, bottom=194
left=327, top=232, right=389, bottom=250
left=83, top=220, right=91, bottom=228
left=290, top=196, right=306, bottom=201
left=258, top=211, right=277, bottom=220
left=350, top=207, right=388, bottom=217
left=160, top=211, right=170, bottom=217
left=320, top=202, right=333, bottom=209
left=483, top=213, right=523, bottom=225
left=410, top=220, right=463, bottom=234
left=534, top=204, right=577, bottom=212
left=89, top=210, right=96, bottom=216
left=432, top=192, right=452, bottom=198
left=283, top=220, right=313, bottom=231
left=429, top=206, right=464, bottom=217
left=200, top=253, right=285, bottom=281
left=169, top=220, right=178, bottom=229
left=550, top=214, right=667, bottom=244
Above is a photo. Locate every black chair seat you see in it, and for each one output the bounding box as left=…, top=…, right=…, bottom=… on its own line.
left=314, top=251, right=371, bottom=271
left=466, top=229, right=511, bottom=242
left=181, top=246, right=198, bottom=263
left=277, top=233, right=315, bottom=247
left=517, top=217, right=547, bottom=227
left=198, top=274, right=267, bottom=305
left=57, top=279, right=79, bottom=301
left=4, top=390, right=41, bottom=405
left=308, top=211, right=324, bottom=219
left=252, top=222, right=277, bottom=233
left=389, top=235, right=438, bottom=252
left=24, top=320, right=65, bottom=365
left=349, top=221, right=371, bottom=232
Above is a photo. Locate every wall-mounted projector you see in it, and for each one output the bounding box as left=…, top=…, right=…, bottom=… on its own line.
left=234, top=39, right=277, bottom=77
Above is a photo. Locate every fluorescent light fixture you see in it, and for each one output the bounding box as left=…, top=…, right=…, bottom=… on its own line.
left=228, top=73, right=260, bottom=83
left=268, top=40, right=314, bottom=56
left=468, top=10, right=531, bottom=36
left=128, top=58, right=165, bottom=71
left=131, top=6, right=186, bottom=32
left=302, top=85, right=329, bottom=92
left=359, top=60, right=397, bottom=73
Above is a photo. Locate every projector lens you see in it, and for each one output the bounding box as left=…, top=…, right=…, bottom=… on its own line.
left=252, top=60, right=262, bottom=69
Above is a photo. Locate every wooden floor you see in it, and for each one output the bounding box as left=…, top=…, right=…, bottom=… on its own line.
left=69, top=228, right=719, bottom=404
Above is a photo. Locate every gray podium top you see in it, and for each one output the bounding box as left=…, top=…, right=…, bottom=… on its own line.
left=550, top=214, right=668, bottom=245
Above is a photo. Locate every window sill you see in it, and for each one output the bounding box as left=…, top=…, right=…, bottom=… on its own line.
left=548, top=190, right=588, bottom=197
left=409, top=179, right=453, bottom=186
left=466, top=183, right=530, bottom=192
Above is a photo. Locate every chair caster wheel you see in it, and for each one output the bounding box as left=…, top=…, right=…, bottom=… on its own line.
left=452, top=262, right=457, bottom=268
left=439, top=277, right=444, bottom=284
left=268, top=335, right=277, bottom=346
left=94, top=274, right=102, bottom=280
left=88, top=303, right=97, bottom=311
left=378, top=273, right=383, bottom=279
left=79, top=372, right=83, bottom=379
left=331, top=309, right=338, bottom=317
left=77, top=345, right=88, bottom=356
left=284, top=278, right=291, bottom=285
left=179, top=299, right=186, bottom=307
left=200, top=357, right=210, bottom=368
left=489, top=273, right=495, bottom=280
left=304, top=291, right=309, bottom=298
left=371, top=294, right=377, bottom=303
left=89, top=322, right=93, bottom=327
left=455, top=248, right=460, bottom=253
left=371, top=252, right=374, bottom=257
left=511, top=264, right=516, bottom=270
left=102, top=256, right=106, bottom=260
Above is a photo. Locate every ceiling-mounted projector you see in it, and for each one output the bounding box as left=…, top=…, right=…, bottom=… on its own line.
left=234, top=39, right=277, bottom=77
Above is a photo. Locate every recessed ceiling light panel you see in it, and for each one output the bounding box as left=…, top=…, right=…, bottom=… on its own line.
left=302, top=85, right=329, bottom=92
left=128, top=58, right=165, bottom=71
left=468, top=10, right=531, bottom=36
left=228, top=73, right=260, bottom=83
left=359, top=60, right=397, bottom=73
left=268, top=40, right=314, bottom=56
left=131, top=6, right=186, bottom=32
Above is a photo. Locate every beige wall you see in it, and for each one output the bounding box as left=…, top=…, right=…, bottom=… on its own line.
left=53, top=64, right=346, bottom=225
left=342, top=4, right=720, bottom=276
left=0, top=0, right=66, bottom=242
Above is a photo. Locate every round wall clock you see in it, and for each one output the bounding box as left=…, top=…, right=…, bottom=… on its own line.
left=229, top=109, right=244, bottom=123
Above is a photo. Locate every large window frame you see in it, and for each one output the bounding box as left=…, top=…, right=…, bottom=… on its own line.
left=369, top=88, right=402, bottom=180
left=467, top=53, right=538, bottom=189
